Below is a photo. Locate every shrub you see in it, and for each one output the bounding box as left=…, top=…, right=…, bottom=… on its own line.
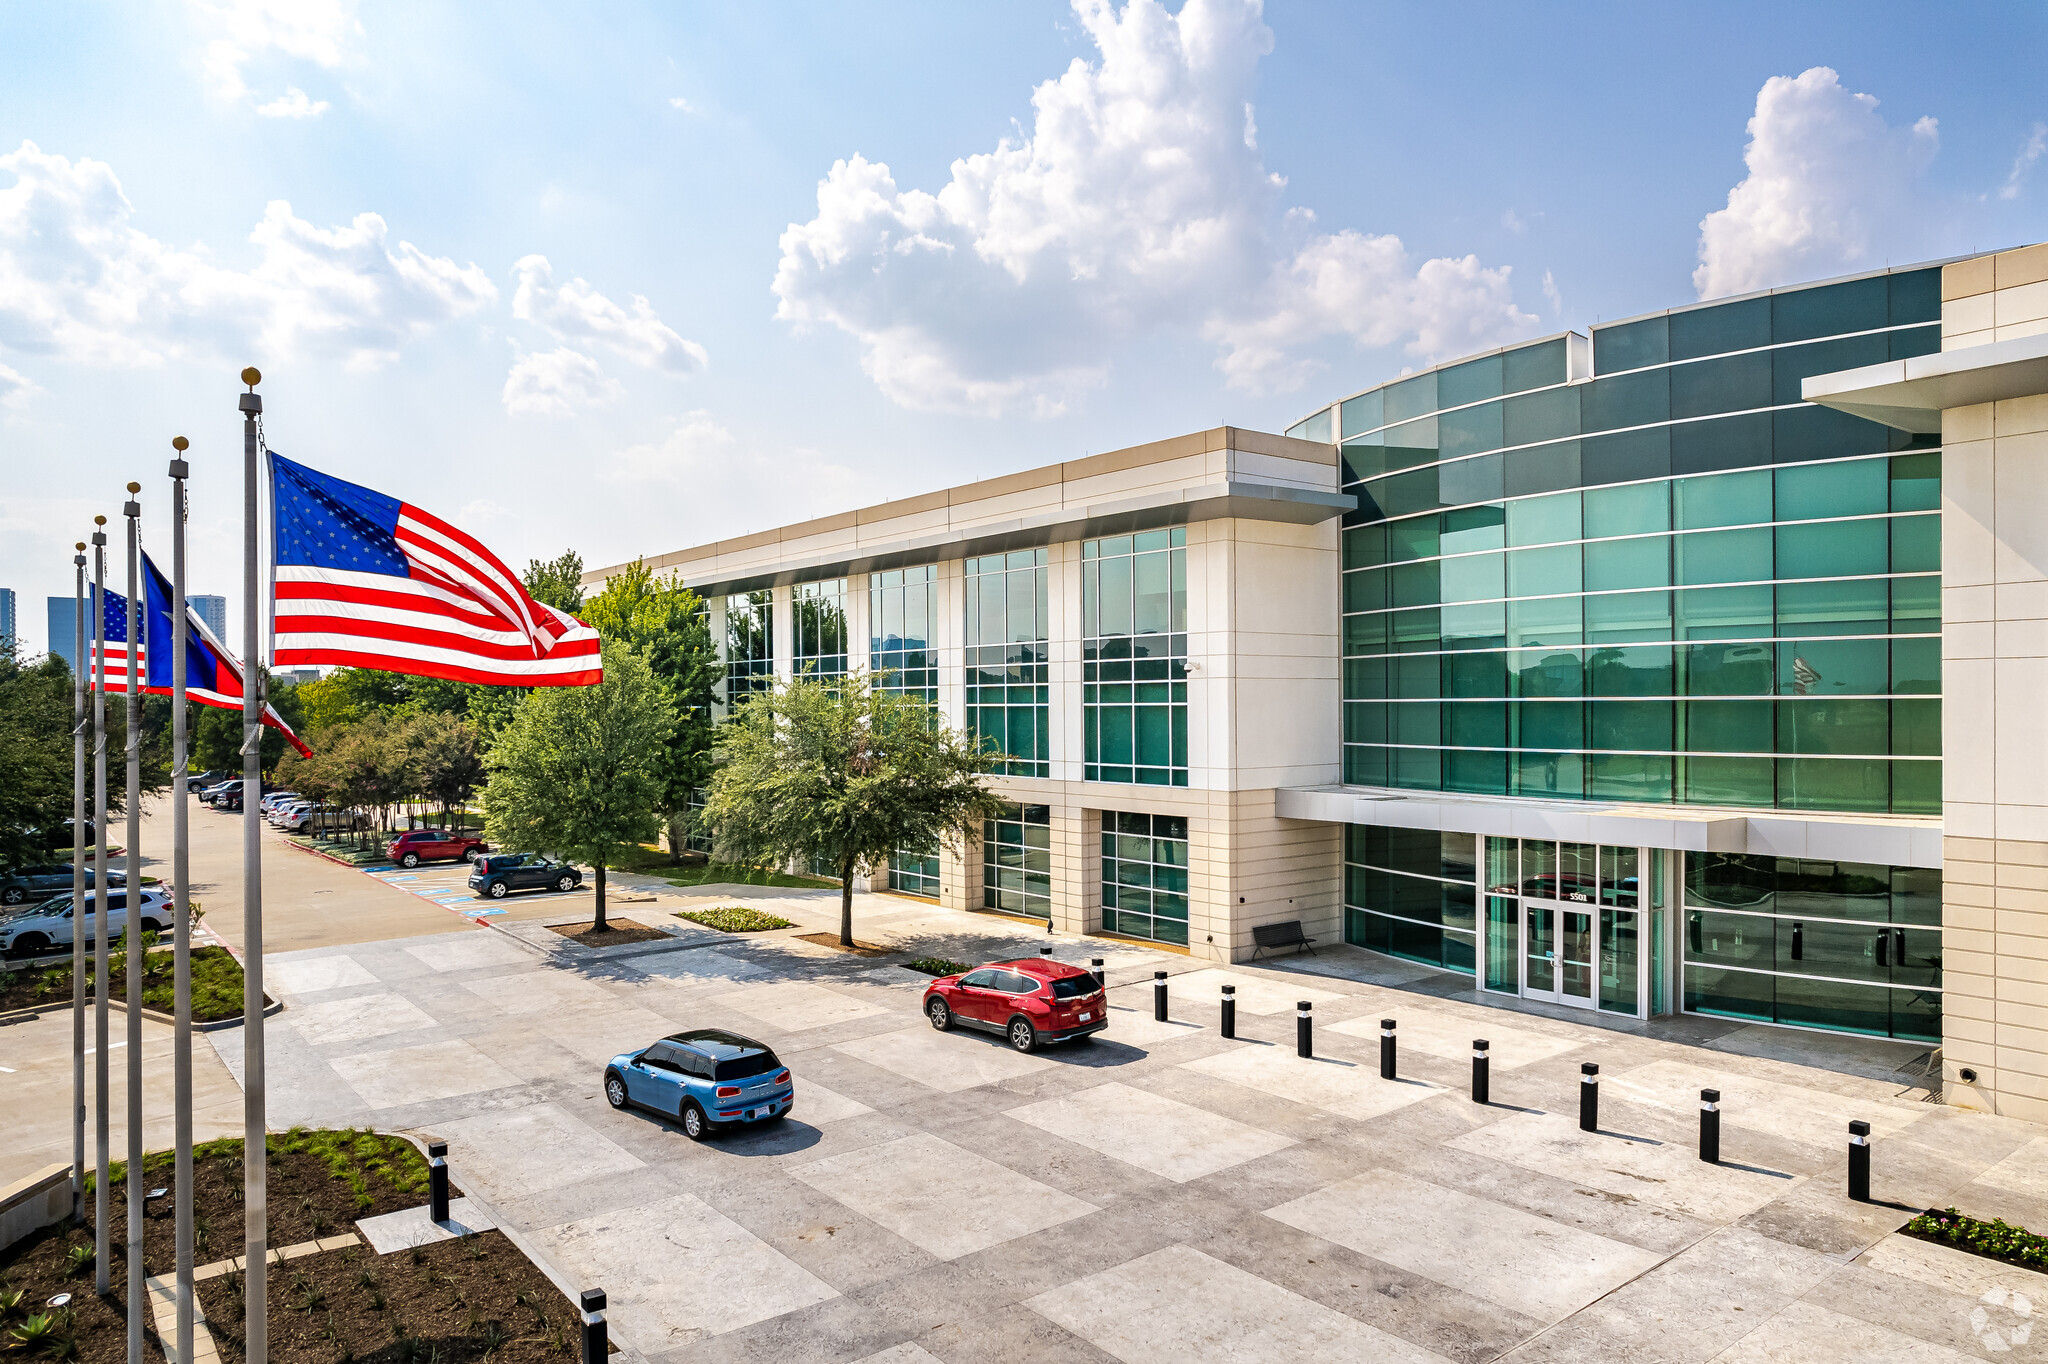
left=904, top=957, right=971, bottom=977
left=1904, top=1207, right=2048, bottom=1272
left=673, top=905, right=793, bottom=933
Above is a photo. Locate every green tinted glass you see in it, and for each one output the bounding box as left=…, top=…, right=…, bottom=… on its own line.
left=1439, top=355, right=1503, bottom=408
left=1503, top=387, right=1579, bottom=446
left=1446, top=652, right=1509, bottom=697
left=1685, top=699, right=1773, bottom=752
left=1777, top=579, right=1889, bottom=637
left=1775, top=521, right=1886, bottom=579
left=1776, top=458, right=1888, bottom=520
left=1676, top=585, right=1772, bottom=639
left=1670, top=351, right=1772, bottom=419
left=1777, top=757, right=1888, bottom=812
left=1684, top=755, right=1775, bottom=805
left=1670, top=296, right=1770, bottom=360
left=1779, top=698, right=1889, bottom=755
left=1891, top=515, right=1939, bottom=573
left=1674, top=468, right=1772, bottom=529
left=1441, top=504, right=1507, bottom=554
left=1505, top=441, right=1582, bottom=497
left=1891, top=638, right=1940, bottom=693
left=1589, top=645, right=1674, bottom=696
left=1439, top=552, right=1504, bottom=603
left=1593, top=317, right=1668, bottom=373
left=1684, top=642, right=1774, bottom=695
left=1384, top=373, right=1438, bottom=424
left=1777, top=639, right=1887, bottom=696
left=1583, top=481, right=1670, bottom=538
left=1889, top=452, right=1940, bottom=511
left=1508, top=595, right=1582, bottom=647
left=1504, top=338, right=1567, bottom=393
left=1440, top=402, right=1504, bottom=459
left=1676, top=527, right=1772, bottom=585
left=1507, top=490, right=1581, bottom=547
left=1341, top=389, right=1385, bottom=438
left=1585, top=536, right=1670, bottom=591
left=1507, top=544, right=1581, bottom=597
left=1774, top=277, right=1887, bottom=344
left=1514, top=649, right=1584, bottom=697
left=1387, top=516, right=1441, bottom=562
left=1582, top=368, right=1670, bottom=432
left=1343, top=524, right=1387, bottom=570
left=1585, top=591, right=1673, bottom=642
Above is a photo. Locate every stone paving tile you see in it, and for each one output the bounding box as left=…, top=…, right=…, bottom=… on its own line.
left=1182, top=1042, right=1452, bottom=1121
left=268, top=954, right=379, bottom=996
left=402, top=931, right=536, bottom=972
left=1118, top=967, right=1348, bottom=1017
left=458, top=966, right=622, bottom=1014
left=330, top=1036, right=525, bottom=1109
left=1803, top=1255, right=2028, bottom=1359
left=287, top=990, right=441, bottom=1046
left=1607, top=1057, right=1927, bottom=1151
left=1706, top=1298, right=1978, bottom=1362
left=1328, top=1007, right=1584, bottom=1069
left=430, top=1100, right=644, bottom=1199
left=831, top=1025, right=1056, bottom=1093
left=1006, top=1080, right=1295, bottom=1183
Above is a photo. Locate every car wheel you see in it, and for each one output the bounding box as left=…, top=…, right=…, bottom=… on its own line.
left=926, top=998, right=952, bottom=1031
left=680, top=1100, right=713, bottom=1141
left=603, top=1071, right=628, bottom=1110
left=555, top=874, right=576, bottom=893
left=9, top=932, right=49, bottom=958
left=463, top=847, right=482, bottom=864
left=142, top=919, right=167, bottom=935
left=400, top=852, right=420, bottom=869
left=1, top=887, right=23, bottom=905
left=1007, top=1017, right=1039, bottom=1053
left=488, top=881, right=508, bottom=899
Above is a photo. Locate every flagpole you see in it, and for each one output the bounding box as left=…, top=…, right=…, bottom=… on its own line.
left=70, top=540, right=87, bottom=1227
left=122, top=482, right=144, bottom=1364
left=91, top=515, right=110, bottom=1297
left=169, top=438, right=194, bottom=1364
left=238, top=368, right=268, bottom=1364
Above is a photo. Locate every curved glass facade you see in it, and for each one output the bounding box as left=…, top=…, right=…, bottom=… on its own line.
left=1320, top=268, right=1945, bottom=815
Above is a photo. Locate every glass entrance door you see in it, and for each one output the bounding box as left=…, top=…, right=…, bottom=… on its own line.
left=1523, top=900, right=1596, bottom=1008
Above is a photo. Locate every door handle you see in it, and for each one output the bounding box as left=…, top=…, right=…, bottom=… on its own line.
left=1874, top=932, right=1890, bottom=968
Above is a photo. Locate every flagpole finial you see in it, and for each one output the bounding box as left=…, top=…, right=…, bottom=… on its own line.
left=172, top=436, right=188, bottom=452
left=126, top=482, right=141, bottom=495
left=94, top=516, right=106, bottom=527
left=170, top=437, right=189, bottom=480
left=76, top=541, right=86, bottom=551
left=241, top=367, right=261, bottom=390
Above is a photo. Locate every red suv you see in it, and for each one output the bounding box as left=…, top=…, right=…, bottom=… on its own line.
left=921, top=958, right=1106, bottom=1053
left=388, top=828, right=489, bottom=869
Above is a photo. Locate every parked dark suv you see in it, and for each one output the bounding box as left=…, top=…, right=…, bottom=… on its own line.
left=468, top=854, right=582, bottom=899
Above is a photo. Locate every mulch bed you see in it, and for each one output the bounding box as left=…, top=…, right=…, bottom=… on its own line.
left=545, top=919, right=669, bottom=947
left=794, top=933, right=894, bottom=957
left=0, top=1129, right=582, bottom=1363
left=0, top=945, right=247, bottom=1023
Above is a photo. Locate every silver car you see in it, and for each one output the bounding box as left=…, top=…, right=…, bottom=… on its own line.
left=0, top=888, right=176, bottom=957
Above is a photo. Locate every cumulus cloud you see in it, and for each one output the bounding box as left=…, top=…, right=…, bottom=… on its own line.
left=2000, top=122, right=2048, bottom=201
left=1694, top=67, right=1938, bottom=300
left=772, top=0, right=1536, bottom=414
left=0, top=139, right=496, bottom=371
left=669, top=96, right=694, bottom=112
left=0, top=360, right=38, bottom=410
left=189, top=0, right=359, bottom=104
left=502, top=347, right=622, bottom=417
left=511, top=256, right=707, bottom=373
left=255, top=86, right=330, bottom=119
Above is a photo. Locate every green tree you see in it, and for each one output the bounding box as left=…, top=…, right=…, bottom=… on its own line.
left=0, top=649, right=77, bottom=864
left=704, top=672, right=1009, bottom=947
left=408, top=710, right=486, bottom=828
left=481, top=639, right=672, bottom=927
left=523, top=550, right=587, bottom=615
left=191, top=667, right=310, bottom=777
left=582, top=560, right=722, bottom=863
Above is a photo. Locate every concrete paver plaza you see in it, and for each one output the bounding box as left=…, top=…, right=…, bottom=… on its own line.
left=224, top=882, right=2048, bottom=1364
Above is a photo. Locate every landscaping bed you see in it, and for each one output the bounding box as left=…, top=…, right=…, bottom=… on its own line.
left=1904, top=1207, right=2048, bottom=1274
left=284, top=836, right=389, bottom=866
left=545, top=918, right=669, bottom=947
left=664, top=862, right=837, bottom=890
left=903, top=956, right=972, bottom=977
left=674, top=905, right=792, bottom=933
left=0, top=945, right=247, bottom=1023
left=0, top=1128, right=579, bottom=1363
left=795, top=932, right=893, bottom=957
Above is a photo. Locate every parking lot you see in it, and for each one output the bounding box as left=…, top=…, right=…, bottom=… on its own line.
left=238, top=885, right=2048, bottom=1364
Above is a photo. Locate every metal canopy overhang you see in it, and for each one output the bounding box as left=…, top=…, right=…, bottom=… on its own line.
left=1802, top=330, right=2048, bottom=432
left=673, top=479, right=1355, bottom=599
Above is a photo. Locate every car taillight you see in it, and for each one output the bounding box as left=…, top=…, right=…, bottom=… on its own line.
left=715, top=1086, right=741, bottom=1097
left=772, top=1070, right=790, bottom=1084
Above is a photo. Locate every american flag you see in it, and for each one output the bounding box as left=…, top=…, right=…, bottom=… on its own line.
left=89, top=582, right=147, bottom=687
left=270, top=453, right=601, bottom=687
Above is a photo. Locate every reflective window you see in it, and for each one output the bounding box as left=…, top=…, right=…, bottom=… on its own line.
left=870, top=565, right=937, bottom=704
left=1344, top=824, right=1477, bottom=974
left=792, top=579, right=847, bottom=678
left=1101, top=811, right=1190, bottom=944
left=964, top=550, right=1049, bottom=777
left=1083, top=529, right=1189, bottom=786
left=982, top=803, right=1051, bottom=918
left=724, top=590, right=773, bottom=703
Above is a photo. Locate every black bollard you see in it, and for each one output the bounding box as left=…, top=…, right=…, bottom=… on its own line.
left=428, top=1140, right=449, bottom=1224
left=1380, top=1019, right=1397, bottom=1080
left=580, top=1289, right=607, bottom=1364
left=1472, top=1040, right=1490, bottom=1105
left=1091, top=957, right=1105, bottom=994
left=1297, top=1001, right=1314, bottom=1058
left=1848, top=1120, right=1871, bottom=1202
left=1580, top=1062, right=1600, bottom=1133
left=1700, top=1089, right=1720, bottom=1164
left=1153, top=971, right=1168, bottom=1022
left=1220, top=984, right=1236, bottom=1039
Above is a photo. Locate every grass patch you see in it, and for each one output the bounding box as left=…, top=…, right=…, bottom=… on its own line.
left=0, top=942, right=247, bottom=1023
left=86, top=1126, right=428, bottom=1202
left=1903, top=1207, right=2048, bottom=1273
left=903, top=956, right=972, bottom=977
left=665, top=861, right=837, bottom=889
left=674, top=905, right=794, bottom=933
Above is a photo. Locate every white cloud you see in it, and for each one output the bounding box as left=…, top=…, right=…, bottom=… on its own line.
left=510, top=255, right=707, bottom=373
left=255, top=86, right=330, bottom=119
left=502, top=348, right=622, bottom=417
left=1541, top=269, right=1563, bottom=320
left=772, top=0, right=1536, bottom=414
left=2000, top=122, right=2048, bottom=201
left=0, top=360, right=38, bottom=410
left=603, top=412, right=874, bottom=528
left=0, top=139, right=496, bottom=371
left=669, top=96, right=693, bottom=112
left=188, top=0, right=360, bottom=104
left=1694, top=67, right=1938, bottom=300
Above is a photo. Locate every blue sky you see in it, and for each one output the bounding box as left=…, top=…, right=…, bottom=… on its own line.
left=2, top=0, right=2044, bottom=655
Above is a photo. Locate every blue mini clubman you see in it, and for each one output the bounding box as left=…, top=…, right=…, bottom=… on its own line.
left=603, top=1029, right=793, bottom=1140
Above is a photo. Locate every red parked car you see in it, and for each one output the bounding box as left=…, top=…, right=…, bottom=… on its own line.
left=921, top=957, right=1106, bottom=1053
left=388, top=828, right=488, bottom=869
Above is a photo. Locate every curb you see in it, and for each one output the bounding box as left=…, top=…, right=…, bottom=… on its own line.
left=0, top=993, right=282, bottom=1031
left=281, top=838, right=385, bottom=870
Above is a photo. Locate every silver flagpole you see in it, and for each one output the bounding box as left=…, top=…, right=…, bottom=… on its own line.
left=91, top=515, right=110, bottom=1296
left=122, top=482, right=144, bottom=1364
left=70, top=540, right=86, bottom=1226
left=238, top=368, right=268, bottom=1364
left=169, top=438, right=194, bottom=1364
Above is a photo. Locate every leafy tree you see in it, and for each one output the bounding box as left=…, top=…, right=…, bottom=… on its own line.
left=0, top=647, right=168, bottom=862
left=409, top=710, right=486, bottom=828
left=704, top=672, right=1009, bottom=947
left=191, top=666, right=310, bottom=776
left=524, top=550, right=587, bottom=615
left=582, top=559, right=722, bottom=863
left=481, top=639, right=672, bottom=927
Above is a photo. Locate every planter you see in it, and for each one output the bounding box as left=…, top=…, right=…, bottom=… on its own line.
left=0, top=993, right=281, bottom=1031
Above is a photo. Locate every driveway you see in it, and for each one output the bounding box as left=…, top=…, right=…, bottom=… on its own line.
left=246, top=896, right=2048, bottom=1364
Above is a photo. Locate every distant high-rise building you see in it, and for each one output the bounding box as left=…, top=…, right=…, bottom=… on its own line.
left=0, top=588, right=15, bottom=653
left=190, top=594, right=228, bottom=640
left=45, top=595, right=74, bottom=671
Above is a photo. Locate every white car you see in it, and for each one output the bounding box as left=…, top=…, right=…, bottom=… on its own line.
left=290, top=805, right=368, bottom=836
left=0, top=888, right=177, bottom=958
left=269, top=800, right=313, bottom=827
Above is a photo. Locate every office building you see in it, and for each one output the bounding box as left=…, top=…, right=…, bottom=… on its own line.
left=45, top=594, right=74, bottom=671
left=190, top=594, right=228, bottom=641
left=0, top=587, right=14, bottom=653
left=593, top=240, right=2048, bottom=1121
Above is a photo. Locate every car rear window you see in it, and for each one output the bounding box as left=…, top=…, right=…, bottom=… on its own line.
left=713, top=1050, right=781, bottom=1082
left=1051, top=977, right=1097, bottom=1000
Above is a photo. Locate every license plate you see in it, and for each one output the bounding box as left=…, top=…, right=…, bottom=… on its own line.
left=1078, top=1012, right=1092, bottom=1022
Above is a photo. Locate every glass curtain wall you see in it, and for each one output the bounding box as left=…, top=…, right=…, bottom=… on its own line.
left=793, top=579, right=848, bottom=678
left=1683, top=853, right=1940, bottom=1041
left=889, top=847, right=941, bottom=897
left=965, top=550, right=1050, bottom=776
left=1335, top=270, right=1943, bottom=815
left=1483, top=837, right=1660, bottom=1016
left=871, top=565, right=937, bottom=703
left=1100, top=812, right=1190, bottom=943
left=1344, top=826, right=1477, bottom=972
left=724, top=590, right=773, bottom=704
left=1083, top=528, right=1190, bottom=785
left=983, top=802, right=1051, bottom=918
